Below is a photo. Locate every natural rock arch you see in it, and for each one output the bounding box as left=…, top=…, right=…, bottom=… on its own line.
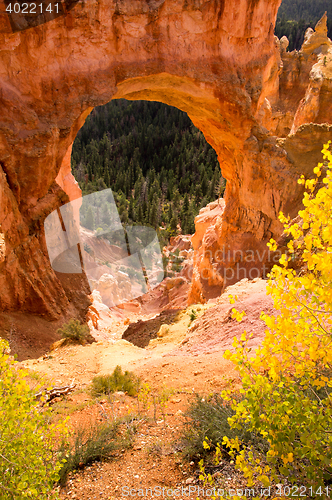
left=0, top=0, right=332, bottom=319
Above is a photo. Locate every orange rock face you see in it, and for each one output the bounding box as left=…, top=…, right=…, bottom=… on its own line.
left=189, top=199, right=225, bottom=303
left=188, top=15, right=332, bottom=304
left=0, top=1, right=332, bottom=318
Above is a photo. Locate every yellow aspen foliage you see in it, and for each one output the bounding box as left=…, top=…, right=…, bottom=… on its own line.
left=0, top=339, right=68, bottom=499
left=199, top=143, right=332, bottom=499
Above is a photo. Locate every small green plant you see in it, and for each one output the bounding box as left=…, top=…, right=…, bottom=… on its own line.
left=57, top=319, right=90, bottom=345
left=27, top=369, right=44, bottom=383
left=0, top=338, right=68, bottom=499
left=180, top=393, right=268, bottom=461
left=91, top=365, right=140, bottom=397
left=136, top=384, right=174, bottom=423
left=56, top=419, right=132, bottom=485
left=215, top=177, right=226, bottom=200
left=52, top=398, right=93, bottom=417
left=83, top=243, right=92, bottom=255
left=189, top=309, right=197, bottom=323
left=157, top=386, right=172, bottom=427
left=151, top=393, right=158, bottom=422
left=137, top=382, right=151, bottom=415
left=147, top=439, right=165, bottom=457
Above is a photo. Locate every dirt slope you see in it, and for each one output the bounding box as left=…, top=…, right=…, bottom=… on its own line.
left=16, top=278, right=276, bottom=499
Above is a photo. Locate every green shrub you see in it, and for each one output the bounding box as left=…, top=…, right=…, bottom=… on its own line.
left=189, top=309, right=197, bottom=322
left=83, top=243, right=92, bottom=255
left=56, top=419, right=132, bottom=485
left=57, top=319, right=90, bottom=344
left=91, top=365, right=140, bottom=397
left=0, top=338, right=67, bottom=499
left=180, top=393, right=268, bottom=461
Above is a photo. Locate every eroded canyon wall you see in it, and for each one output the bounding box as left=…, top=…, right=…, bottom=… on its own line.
left=0, top=0, right=331, bottom=318
left=189, top=14, right=332, bottom=303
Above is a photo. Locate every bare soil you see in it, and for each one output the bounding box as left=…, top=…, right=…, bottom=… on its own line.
left=18, top=278, right=273, bottom=499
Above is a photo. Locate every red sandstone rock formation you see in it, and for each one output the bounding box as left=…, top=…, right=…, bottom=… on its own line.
left=0, top=1, right=331, bottom=321
left=190, top=199, right=225, bottom=303
left=189, top=14, right=332, bottom=304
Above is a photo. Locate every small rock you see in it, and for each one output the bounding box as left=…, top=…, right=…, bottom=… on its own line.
left=50, top=338, right=67, bottom=351
left=186, top=477, right=195, bottom=484
left=157, top=324, right=169, bottom=338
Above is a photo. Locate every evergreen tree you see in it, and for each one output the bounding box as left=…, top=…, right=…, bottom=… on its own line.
left=104, top=168, right=110, bottom=187
left=170, top=216, right=178, bottom=235
left=85, top=205, right=95, bottom=230
left=101, top=203, right=111, bottom=226
left=149, top=194, right=159, bottom=228
left=167, top=204, right=173, bottom=224
left=128, top=197, right=135, bottom=221
left=137, top=203, right=143, bottom=223
left=182, top=192, right=189, bottom=213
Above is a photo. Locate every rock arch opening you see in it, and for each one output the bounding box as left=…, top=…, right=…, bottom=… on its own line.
left=69, top=97, right=226, bottom=308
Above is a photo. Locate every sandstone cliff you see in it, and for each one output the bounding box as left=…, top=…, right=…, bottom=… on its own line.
left=188, top=14, right=332, bottom=303
left=0, top=1, right=331, bottom=322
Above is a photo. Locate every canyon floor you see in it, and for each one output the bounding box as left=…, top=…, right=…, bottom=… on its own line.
left=19, top=278, right=273, bottom=499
